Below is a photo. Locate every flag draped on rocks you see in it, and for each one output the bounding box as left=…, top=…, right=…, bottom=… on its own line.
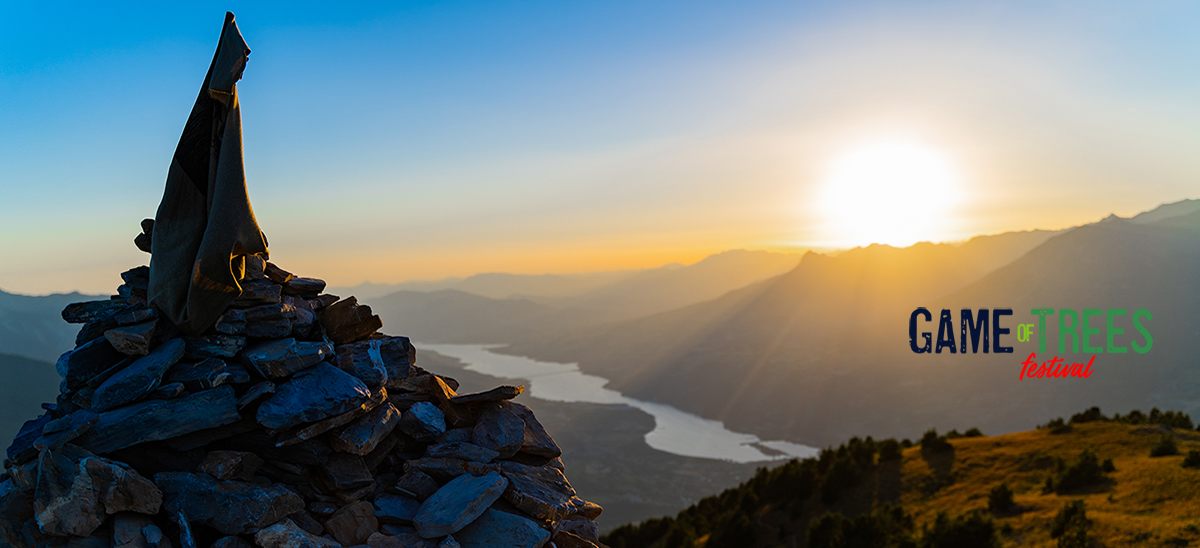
left=0, top=13, right=604, bottom=548
left=147, top=12, right=270, bottom=337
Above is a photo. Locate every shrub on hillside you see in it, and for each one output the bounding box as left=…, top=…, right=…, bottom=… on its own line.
left=1046, top=449, right=1108, bottom=493
left=1101, top=458, right=1116, bottom=473
left=1113, top=407, right=1194, bottom=429
left=879, top=439, right=903, bottom=461
left=987, top=483, right=1015, bottom=514
left=920, top=429, right=953, bottom=453
left=1050, top=500, right=1090, bottom=548
left=820, top=455, right=862, bottom=504
left=943, top=428, right=983, bottom=439
left=1150, top=433, right=1179, bottom=457
left=1183, top=450, right=1200, bottom=469
left=920, top=511, right=999, bottom=548
left=1040, top=417, right=1072, bottom=434
left=705, top=513, right=754, bottom=548
left=1069, top=406, right=1106, bottom=424
left=807, top=505, right=916, bottom=548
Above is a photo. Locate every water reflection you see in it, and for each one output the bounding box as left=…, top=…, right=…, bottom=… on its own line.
left=420, top=343, right=819, bottom=463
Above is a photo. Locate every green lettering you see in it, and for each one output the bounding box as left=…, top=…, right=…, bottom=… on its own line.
left=1106, top=309, right=1127, bottom=353
left=1133, top=309, right=1153, bottom=354
left=1081, top=309, right=1103, bottom=353
left=1059, top=309, right=1079, bottom=353
left=1031, top=308, right=1054, bottom=353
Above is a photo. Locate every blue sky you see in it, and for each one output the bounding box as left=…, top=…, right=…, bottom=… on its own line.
left=3, top=1, right=1199, bottom=294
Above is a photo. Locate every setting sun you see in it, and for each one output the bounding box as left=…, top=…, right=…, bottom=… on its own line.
left=815, top=141, right=964, bottom=249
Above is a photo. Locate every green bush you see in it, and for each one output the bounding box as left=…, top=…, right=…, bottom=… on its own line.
left=879, top=439, right=903, bottom=461
left=1040, top=417, right=1072, bottom=434
left=963, top=427, right=984, bottom=437
left=920, top=511, right=999, bottom=548
left=807, top=505, right=917, bottom=548
left=920, top=429, right=953, bottom=453
left=808, top=513, right=853, bottom=548
left=1069, top=407, right=1107, bottom=424
left=1050, top=500, right=1090, bottom=548
left=1182, top=450, right=1200, bottom=469
left=1150, top=433, right=1179, bottom=457
left=1048, top=449, right=1107, bottom=493
left=987, top=483, right=1015, bottom=514
left=1112, top=408, right=1194, bottom=429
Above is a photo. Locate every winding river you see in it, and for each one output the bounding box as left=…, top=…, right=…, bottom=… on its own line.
left=419, top=343, right=819, bottom=464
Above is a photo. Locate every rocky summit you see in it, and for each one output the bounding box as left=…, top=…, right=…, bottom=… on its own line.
left=0, top=254, right=605, bottom=548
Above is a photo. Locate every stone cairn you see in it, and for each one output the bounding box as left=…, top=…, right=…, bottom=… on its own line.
left=0, top=252, right=605, bottom=548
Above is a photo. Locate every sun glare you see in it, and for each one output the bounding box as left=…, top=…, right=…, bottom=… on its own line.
left=815, top=141, right=963, bottom=248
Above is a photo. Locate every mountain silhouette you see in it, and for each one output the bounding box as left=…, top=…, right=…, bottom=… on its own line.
left=509, top=202, right=1200, bottom=446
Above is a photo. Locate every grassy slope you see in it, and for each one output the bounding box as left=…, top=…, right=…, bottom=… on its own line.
left=890, top=422, right=1200, bottom=547
left=610, top=420, right=1200, bottom=548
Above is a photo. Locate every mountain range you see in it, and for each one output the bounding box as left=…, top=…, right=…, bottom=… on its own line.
left=505, top=199, right=1200, bottom=447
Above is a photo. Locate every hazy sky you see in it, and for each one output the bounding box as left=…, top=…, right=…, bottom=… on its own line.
left=3, top=1, right=1199, bottom=295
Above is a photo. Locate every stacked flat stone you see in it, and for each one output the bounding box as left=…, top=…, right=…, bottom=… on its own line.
left=0, top=255, right=604, bottom=548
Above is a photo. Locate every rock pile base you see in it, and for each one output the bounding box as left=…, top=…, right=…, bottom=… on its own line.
left=0, top=256, right=604, bottom=548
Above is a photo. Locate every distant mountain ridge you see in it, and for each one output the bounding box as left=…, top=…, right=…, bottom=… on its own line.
left=0, top=289, right=103, bottom=362
left=358, top=249, right=803, bottom=343
left=337, top=249, right=799, bottom=315
left=506, top=200, right=1200, bottom=446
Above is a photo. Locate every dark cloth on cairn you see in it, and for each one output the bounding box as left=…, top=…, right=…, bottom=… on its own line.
left=148, top=12, right=269, bottom=336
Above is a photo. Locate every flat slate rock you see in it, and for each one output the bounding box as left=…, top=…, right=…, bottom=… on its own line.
left=104, top=319, right=159, bottom=355
left=506, top=402, right=562, bottom=459
left=413, top=471, right=508, bottom=538
left=34, top=409, right=99, bottom=451
left=324, top=500, right=378, bottom=546
left=239, top=338, right=331, bottom=379
left=283, top=277, right=326, bottom=295
left=79, top=386, right=242, bottom=454
left=231, top=279, right=282, bottom=307
left=454, top=508, right=550, bottom=548
left=392, top=469, right=440, bottom=501
left=374, top=494, right=422, bottom=525
left=183, top=335, right=247, bottom=360
left=6, top=413, right=52, bottom=463
left=402, top=458, right=499, bottom=483
left=58, top=337, right=126, bottom=391
left=167, top=358, right=250, bottom=391
left=199, top=450, right=264, bottom=481
left=471, top=402, right=525, bottom=459
left=336, top=337, right=415, bottom=389
left=398, top=402, right=446, bottom=443
left=35, top=445, right=162, bottom=537
left=318, top=297, right=383, bottom=345
left=156, top=472, right=304, bottom=535
left=257, top=363, right=372, bottom=430
left=497, top=461, right=577, bottom=522
left=331, top=403, right=401, bottom=456
left=255, top=518, right=340, bottom=548
left=323, top=453, right=374, bottom=491
left=238, top=381, right=275, bottom=409
left=448, top=385, right=524, bottom=405
left=425, top=442, right=499, bottom=464
left=115, top=307, right=157, bottom=326
left=92, top=338, right=186, bottom=412
left=213, top=309, right=247, bottom=335
left=63, top=300, right=131, bottom=324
